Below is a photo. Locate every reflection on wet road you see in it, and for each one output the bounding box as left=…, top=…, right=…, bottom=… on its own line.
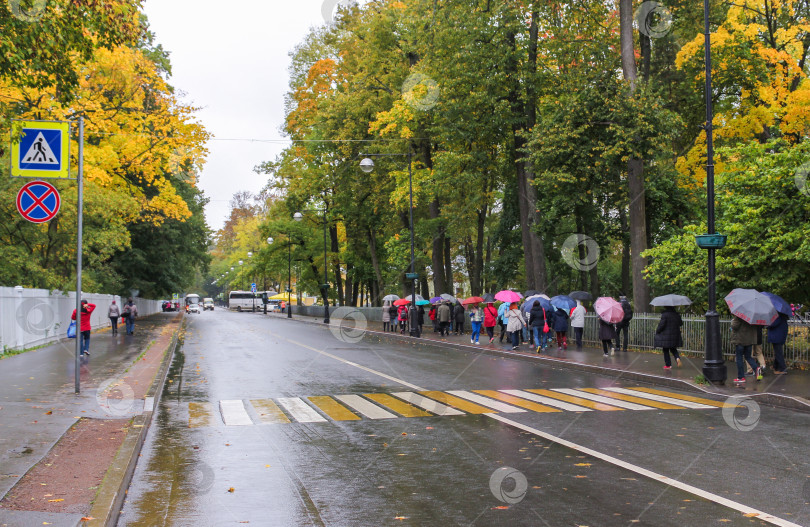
left=117, top=311, right=808, bottom=526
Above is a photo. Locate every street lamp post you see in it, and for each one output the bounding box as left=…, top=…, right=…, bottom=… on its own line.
left=699, top=0, right=728, bottom=385
left=360, top=150, right=420, bottom=338
left=294, top=209, right=330, bottom=324
left=248, top=251, right=255, bottom=312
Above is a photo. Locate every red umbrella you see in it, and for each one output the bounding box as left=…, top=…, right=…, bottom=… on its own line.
left=393, top=298, right=411, bottom=306
left=462, top=296, right=485, bottom=305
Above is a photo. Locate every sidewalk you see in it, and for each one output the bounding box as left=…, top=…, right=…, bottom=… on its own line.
left=275, top=311, right=810, bottom=411
left=0, top=313, right=181, bottom=526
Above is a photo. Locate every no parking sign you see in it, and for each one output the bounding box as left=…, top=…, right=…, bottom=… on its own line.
left=16, top=181, right=61, bottom=223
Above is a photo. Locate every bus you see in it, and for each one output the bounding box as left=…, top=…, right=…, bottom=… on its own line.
left=228, top=291, right=268, bottom=312
left=184, top=293, right=201, bottom=314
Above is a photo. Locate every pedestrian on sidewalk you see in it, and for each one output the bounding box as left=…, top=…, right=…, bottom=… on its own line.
left=397, top=303, right=408, bottom=334
left=570, top=301, right=586, bottom=348
left=483, top=302, right=498, bottom=343
left=437, top=301, right=451, bottom=338
left=598, top=317, right=617, bottom=357
left=108, top=300, right=120, bottom=336
left=553, top=307, right=570, bottom=350
left=388, top=302, right=398, bottom=332
left=505, top=303, right=527, bottom=351
left=749, top=326, right=766, bottom=374
left=382, top=301, right=392, bottom=332
left=123, top=298, right=138, bottom=335
left=654, top=306, right=683, bottom=369
left=731, top=314, right=761, bottom=383
left=469, top=303, right=484, bottom=344
left=429, top=304, right=438, bottom=333
left=529, top=301, right=547, bottom=353
left=614, top=296, right=633, bottom=352
left=417, top=304, right=425, bottom=335
left=71, top=300, right=96, bottom=356
left=767, top=312, right=789, bottom=374
left=497, top=301, right=509, bottom=343
left=454, top=302, right=466, bottom=335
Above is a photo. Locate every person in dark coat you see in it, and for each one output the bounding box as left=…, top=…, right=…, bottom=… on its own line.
left=614, top=296, right=633, bottom=351
left=388, top=303, right=398, bottom=333
left=598, top=317, right=617, bottom=357
left=528, top=301, right=547, bottom=353
left=417, top=305, right=425, bottom=335
left=768, top=313, right=789, bottom=374
left=552, top=307, right=569, bottom=350
left=654, top=306, right=683, bottom=369
left=730, top=315, right=760, bottom=383
left=454, top=302, right=466, bottom=335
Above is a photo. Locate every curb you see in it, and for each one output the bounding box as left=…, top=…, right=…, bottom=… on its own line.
left=282, top=313, right=810, bottom=413
left=83, top=315, right=185, bottom=527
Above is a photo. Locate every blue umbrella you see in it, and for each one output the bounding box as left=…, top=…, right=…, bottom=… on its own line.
left=415, top=299, right=431, bottom=306
left=550, top=295, right=576, bottom=311
left=522, top=295, right=551, bottom=313
left=761, top=292, right=791, bottom=316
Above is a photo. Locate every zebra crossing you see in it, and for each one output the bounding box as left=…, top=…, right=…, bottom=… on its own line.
left=187, top=386, right=726, bottom=428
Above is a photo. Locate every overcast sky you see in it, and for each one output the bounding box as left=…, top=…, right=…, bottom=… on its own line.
left=142, top=0, right=332, bottom=231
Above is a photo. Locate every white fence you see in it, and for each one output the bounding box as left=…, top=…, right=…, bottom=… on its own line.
left=0, top=287, right=163, bottom=353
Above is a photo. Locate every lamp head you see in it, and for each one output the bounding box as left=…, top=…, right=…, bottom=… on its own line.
left=360, top=158, right=374, bottom=173
left=267, top=237, right=273, bottom=244
left=293, top=211, right=304, bottom=222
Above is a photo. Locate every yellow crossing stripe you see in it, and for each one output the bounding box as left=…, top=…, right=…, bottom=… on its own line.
left=526, top=389, right=624, bottom=411
left=308, top=396, right=361, bottom=421
left=578, top=388, right=687, bottom=410
left=627, top=387, right=729, bottom=408
left=419, top=391, right=496, bottom=414
left=188, top=402, right=216, bottom=428
left=251, top=399, right=292, bottom=424
left=473, top=390, right=562, bottom=413
left=364, top=393, right=433, bottom=417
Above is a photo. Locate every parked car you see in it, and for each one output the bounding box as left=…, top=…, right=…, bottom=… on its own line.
left=203, top=298, right=214, bottom=311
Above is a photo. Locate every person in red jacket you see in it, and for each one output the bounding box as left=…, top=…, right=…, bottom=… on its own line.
left=72, top=300, right=96, bottom=356
left=483, top=302, right=498, bottom=343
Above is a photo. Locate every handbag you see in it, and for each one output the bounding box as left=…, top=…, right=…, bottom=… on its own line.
left=67, top=320, right=77, bottom=339
left=542, top=310, right=550, bottom=334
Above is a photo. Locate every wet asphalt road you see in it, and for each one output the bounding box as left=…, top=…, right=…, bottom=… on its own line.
left=117, top=310, right=810, bottom=526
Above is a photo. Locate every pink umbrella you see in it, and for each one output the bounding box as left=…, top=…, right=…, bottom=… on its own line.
left=594, top=297, right=624, bottom=323
left=495, top=290, right=522, bottom=303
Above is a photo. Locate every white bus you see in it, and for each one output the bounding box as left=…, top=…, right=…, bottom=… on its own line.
left=228, top=291, right=266, bottom=312
left=184, top=293, right=201, bottom=314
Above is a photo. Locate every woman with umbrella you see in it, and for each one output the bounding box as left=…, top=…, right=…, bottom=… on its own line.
left=594, top=297, right=622, bottom=357
left=388, top=301, right=398, bottom=333
left=505, top=302, right=528, bottom=350
left=650, top=295, right=691, bottom=369
left=726, top=289, right=776, bottom=383
left=382, top=300, right=393, bottom=332
left=528, top=300, right=549, bottom=353
left=466, top=298, right=484, bottom=345
left=763, top=292, right=791, bottom=374
left=454, top=302, right=466, bottom=336
left=483, top=301, right=498, bottom=344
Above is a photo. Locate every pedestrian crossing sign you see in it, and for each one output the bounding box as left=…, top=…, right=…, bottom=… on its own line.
left=10, top=120, right=71, bottom=179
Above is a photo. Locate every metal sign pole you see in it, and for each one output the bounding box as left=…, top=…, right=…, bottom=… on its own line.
left=74, top=117, right=84, bottom=394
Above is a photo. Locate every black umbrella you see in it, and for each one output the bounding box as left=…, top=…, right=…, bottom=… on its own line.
left=481, top=293, right=496, bottom=303
left=569, top=291, right=593, bottom=301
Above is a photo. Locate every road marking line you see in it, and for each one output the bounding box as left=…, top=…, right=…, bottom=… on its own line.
left=285, top=338, right=425, bottom=391
left=219, top=400, right=253, bottom=426
left=553, top=389, right=654, bottom=410
left=277, top=397, right=327, bottom=423
left=578, top=388, right=687, bottom=410
left=143, top=396, right=155, bottom=413
left=627, top=387, right=730, bottom=408
left=391, top=392, right=465, bottom=416
left=250, top=399, right=291, bottom=424
left=473, top=390, right=562, bottom=413
left=500, top=389, right=593, bottom=412
left=602, top=388, right=717, bottom=410
left=446, top=390, right=527, bottom=413
left=334, top=394, right=397, bottom=419
left=419, top=391, right=495, bottom=414
left=526, top=389, right=624, bottom=411
left=188, top=402, right=216, bottom=428
left=308, top=396, right=361, bottom=421
left=486, top=413, right=802, bottom=527
left=363, top=393, right=433, bottom=417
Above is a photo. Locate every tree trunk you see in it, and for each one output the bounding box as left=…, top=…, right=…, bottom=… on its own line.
left=367, top=227, right=384, bottom=305
left=620, top=208, right=631, bottom=296
left=620, top=0, right=651, bottom=311
left=345, top=263, right=354, bottom=307
left=444, top=236, right=453, bottom=295
left=472, top=207, right=487, bottom=296
left=576, top=214, right=588, bottom=291
left=330, top=225, right=343, bottom=306
left=429, top=199, right=447, bottom=294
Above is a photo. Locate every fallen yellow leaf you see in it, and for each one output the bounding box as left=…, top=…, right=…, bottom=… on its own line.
left=47, top=498, right=64, bottom=502
left=228, top=487, right=235, bottom=493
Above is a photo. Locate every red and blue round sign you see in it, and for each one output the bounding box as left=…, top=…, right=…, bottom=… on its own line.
left=16, top=181, right=61, bottom=223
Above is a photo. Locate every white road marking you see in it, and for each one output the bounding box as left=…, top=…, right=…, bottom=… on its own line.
left=553, top=388, right=655, bottom=410
left=486, top=413, right=802, bottom=527
left=500, top=389, right=593, bottom=412
left=219, top=400, right=253, bottom=426
left=277, top=397, right=327, bottom=423
left=143, top=396, right=155, bottom=412
left=603, top=387, right=717, bottom=409
left=446, top=390, right=527, bottom=413
left=334, top=395, right=397, bottom=419
left=391, top=392, right=465, bottom=416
